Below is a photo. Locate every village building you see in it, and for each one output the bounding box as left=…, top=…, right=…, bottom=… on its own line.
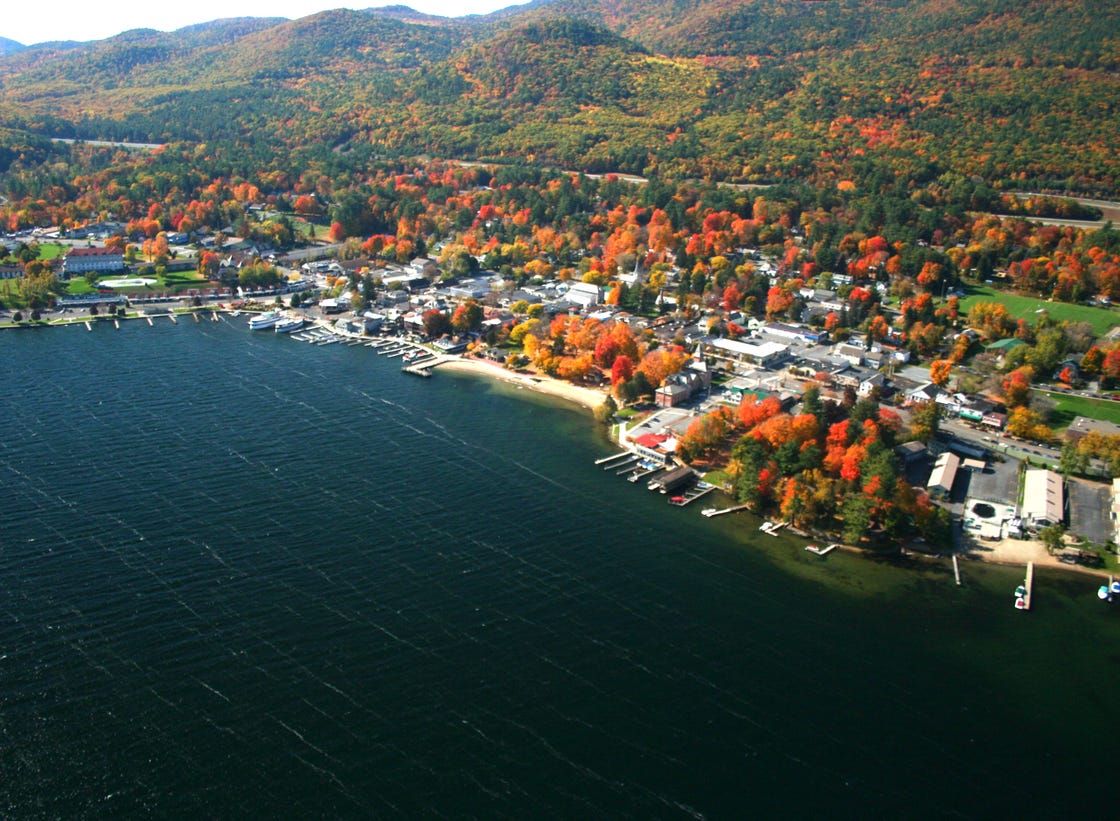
left=895, top=441, right=928, bottom=464
left=61, top=247, right=125, bottom=278
left=1112, top=478, right=1120, bottom=546
left=1065, top=415, right=1120, bottom=444
left=927, top=451, right=960, bottom=500
left=704, top=337, right=789, bottom=369
left=565, top=281, right=602, bottom=310
left=1021, top=468, right=1064, bottom=529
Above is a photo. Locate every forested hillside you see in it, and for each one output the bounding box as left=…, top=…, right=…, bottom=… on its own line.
left=1, top=0, right=1119, bottom=192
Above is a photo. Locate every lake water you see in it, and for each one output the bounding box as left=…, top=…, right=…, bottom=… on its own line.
left=2, top=316, right=1118, bottom=817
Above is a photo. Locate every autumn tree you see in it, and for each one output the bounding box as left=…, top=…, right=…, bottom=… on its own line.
left=929, top=359, right=952, bottom=387
left=1002, top=366, right=1035, bottom=408
left=909, top=399, right=941, bottom=444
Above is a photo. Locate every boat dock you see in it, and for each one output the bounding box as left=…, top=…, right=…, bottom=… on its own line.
left=1023, top=561, right=1033, bottom=610
left=701, top=504, right=749, bottom=518
left=805, top=543, right=840, bottom=556
left=668, top=484, right=716, bottom=506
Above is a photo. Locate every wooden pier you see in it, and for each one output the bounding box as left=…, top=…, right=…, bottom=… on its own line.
left=805, top=543, right=840, bottom=556
left=701, top=503, right=749, bottom=517
left=952, top=553, right=962, bottom=586
left=1022, top=561, right=1034, bottom=610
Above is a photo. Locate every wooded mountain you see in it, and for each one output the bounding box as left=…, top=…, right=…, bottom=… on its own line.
left=1, top=0, right=1118, bottom=192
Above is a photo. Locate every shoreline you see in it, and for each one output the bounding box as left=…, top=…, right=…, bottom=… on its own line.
left=9, top=309, right=1115, bottom=581
left=434, top=356, right=608, bottom=411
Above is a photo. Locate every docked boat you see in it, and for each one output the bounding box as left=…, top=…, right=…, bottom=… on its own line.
left=248, top=310, right=282, bottom=330
left=274, top=315, right=305, bottom=333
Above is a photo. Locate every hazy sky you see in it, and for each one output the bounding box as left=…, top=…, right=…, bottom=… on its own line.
left=4, top=2, right=524, bottom=46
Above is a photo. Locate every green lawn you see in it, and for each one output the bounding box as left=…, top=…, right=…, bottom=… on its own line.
left=959, top=283, right=1120, bottom=336
left=37, top=243, right=68, bottom=260
left=159, top=270, right=209, bottom=291
left=1034, top=389, right=1120, bottom=429
left=62, top=279, right=96, bottom=295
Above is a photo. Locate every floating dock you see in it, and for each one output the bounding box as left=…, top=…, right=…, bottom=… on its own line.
left=701, top=504, right=749, bottom=518
left=805, top=543, right=840, bottom=556
left=1022, top=561, right=1033, bottom=610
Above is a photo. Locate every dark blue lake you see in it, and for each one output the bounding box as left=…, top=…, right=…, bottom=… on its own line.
left=2, top=316, right=1117, bottom=817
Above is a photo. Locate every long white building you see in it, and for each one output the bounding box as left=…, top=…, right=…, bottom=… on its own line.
left=1022, top=468, right=1064, bottom=529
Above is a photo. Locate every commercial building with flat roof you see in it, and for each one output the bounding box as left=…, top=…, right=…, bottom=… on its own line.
left=1022, top=468, right=1064, bottom=528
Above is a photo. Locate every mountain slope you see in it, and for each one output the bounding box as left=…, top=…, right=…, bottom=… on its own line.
left=0, top=0, right=1117, bottom=191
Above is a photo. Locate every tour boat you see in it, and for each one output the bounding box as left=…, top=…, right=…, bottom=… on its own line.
left=274, top=316, right=305, bottom=333
left=248, top=310, right=282, bottom=330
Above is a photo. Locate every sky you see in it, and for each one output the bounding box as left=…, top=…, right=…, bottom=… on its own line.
left=3, top=1, right=524, bottom=46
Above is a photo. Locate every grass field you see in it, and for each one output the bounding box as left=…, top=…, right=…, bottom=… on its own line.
left=37, top=243, right=68, bottom=260
left=1034, top=389, right=1120, bottom=429
left=959, top=284, right=1119, bottom=336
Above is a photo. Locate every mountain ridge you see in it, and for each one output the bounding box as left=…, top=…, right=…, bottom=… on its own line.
left=0, top=0, right=1118, bottom=193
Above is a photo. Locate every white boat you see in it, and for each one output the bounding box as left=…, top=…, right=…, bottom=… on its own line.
left=274, top=316, right=305, bottom=333
left=248, top=310, right=281, bottom=330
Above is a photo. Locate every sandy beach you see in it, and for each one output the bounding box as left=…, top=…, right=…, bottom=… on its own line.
left=963, top=535, right=1109, bottom=577
left=435, top=356, right=609, bottom=411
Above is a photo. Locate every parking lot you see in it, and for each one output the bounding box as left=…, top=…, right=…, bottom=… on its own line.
left=963, top=453, right=1021, bottom=507
left=1067, top=477, right=1113, bottom=545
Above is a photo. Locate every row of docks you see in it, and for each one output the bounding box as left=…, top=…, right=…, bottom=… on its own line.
left=291, top=327, right=343, bottom=345
left=594, top=451, right=716, bottom=506
left=367, top=338, right=443, bottom=376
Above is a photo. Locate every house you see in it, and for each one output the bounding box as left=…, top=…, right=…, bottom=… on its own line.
left=905, top=382, right=944, bottom=406
left=1021, top=469, right=1064, bottom=529
left=0, top=264, right=23, bottom=280
left=62, top=247, right=125, bottom=278
left=833, top=343, right=866, bottom=367
left=927, top=451, right=961, bottom=500
left=895, top=441, right=928, bottom=464
left=654, top=362, right=712, bottom=407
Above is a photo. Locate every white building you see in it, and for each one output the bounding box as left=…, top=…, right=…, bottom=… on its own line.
left=1022, top=469, right=1064, bottom=529
left=566, top=281, right=602, bottom=309
left=62, top=247, right=124, bottom=277
left=705, top=337, right=789, bottom=369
